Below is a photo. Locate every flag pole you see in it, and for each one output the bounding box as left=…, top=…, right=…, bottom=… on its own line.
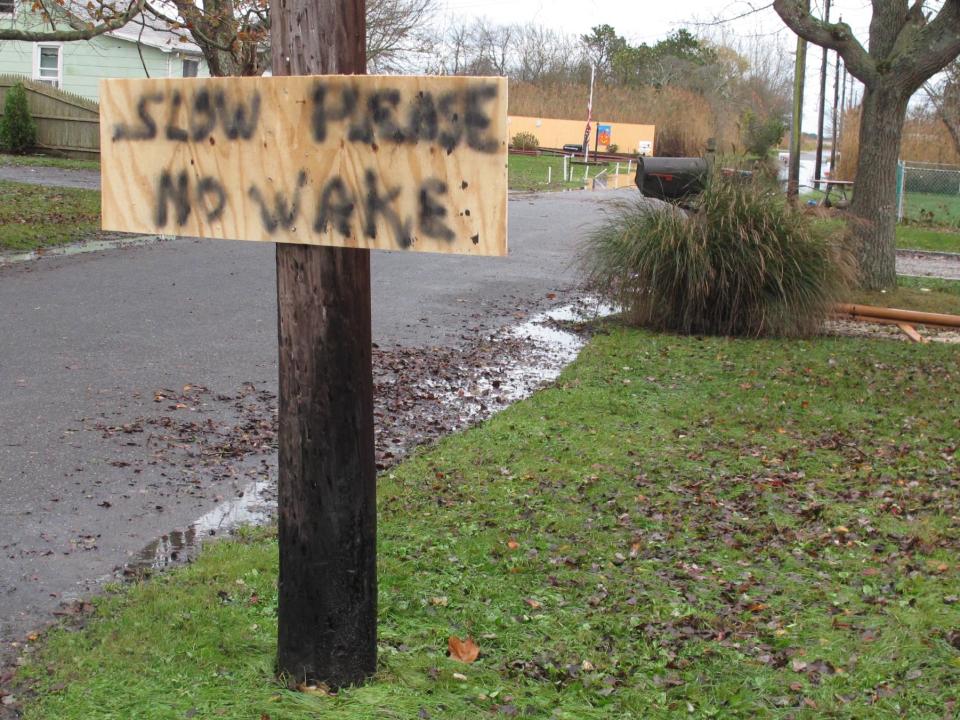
left=584, top=64, right=595, bottom=163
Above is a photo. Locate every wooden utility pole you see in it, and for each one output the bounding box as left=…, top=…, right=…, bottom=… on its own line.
left=812, top=0, right=831, bottom=190
left=271, top=0, right=377, bottom=688
left=787, top=0, right=809, bottom=200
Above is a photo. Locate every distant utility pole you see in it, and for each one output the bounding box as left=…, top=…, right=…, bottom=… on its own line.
left=583, top=64, right=595, bottom=163
left=813, top=0, right=831, bottom=190
left=787, top=0, right=810, bottom=200
left=830, top=40, right=842, bottom=178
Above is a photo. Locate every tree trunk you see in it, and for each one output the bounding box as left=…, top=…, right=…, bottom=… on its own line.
left=848, top=82, right=909, bottom=290
left=273, top=0, right=376, bottom=689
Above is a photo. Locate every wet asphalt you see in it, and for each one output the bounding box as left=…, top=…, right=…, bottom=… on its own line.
left=0, top=184, right=637, bottom=661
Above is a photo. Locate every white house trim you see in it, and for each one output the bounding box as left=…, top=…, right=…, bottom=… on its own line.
left=32, top=42, right=63, bottom=89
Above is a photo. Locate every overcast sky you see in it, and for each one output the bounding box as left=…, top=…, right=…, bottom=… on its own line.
left=436, top=0, right=887, bottom=127
left=437, top=0, right=876, bottom=41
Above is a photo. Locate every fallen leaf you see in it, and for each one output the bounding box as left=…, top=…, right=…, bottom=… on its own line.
left=506, top=539, right=519, bottom=550
left=296, top=682, right=331, bottom=696
left=524, top=598, right=542, bottom=610
left=448, top=636, right=479, bottom=663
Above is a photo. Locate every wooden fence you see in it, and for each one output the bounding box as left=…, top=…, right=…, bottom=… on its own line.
left=0, top=75, right=99, bottom=160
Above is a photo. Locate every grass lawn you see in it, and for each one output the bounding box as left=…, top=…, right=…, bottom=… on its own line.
left=810, top=216, right=960, bottom=254
left=509, top=153, right=620, bottom=192
left=0, top=180, right=101, bottom=252
left=0, top=152, right=100, bottom=172
left=15, top=327, right=960, bottom=719
left=896, top=225, right=960, bottom=254
left=902, top=191, right=960, bottom=228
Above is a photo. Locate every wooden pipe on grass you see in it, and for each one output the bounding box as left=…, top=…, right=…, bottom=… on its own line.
left=833, top=303, right=960, bottom=330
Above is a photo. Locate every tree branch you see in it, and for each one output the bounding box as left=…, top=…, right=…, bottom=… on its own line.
left=901, top=0, right=960, bottom=92
left=0, top=0, right=142, bottom=41
left=772, top=0, right=877, bottom=85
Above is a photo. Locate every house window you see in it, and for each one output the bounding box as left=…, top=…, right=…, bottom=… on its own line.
left=33, top=45, right=61, bottom=88
left=182, top=58, right=199, bottom=77
left=0, top=0, right=14, bottom=15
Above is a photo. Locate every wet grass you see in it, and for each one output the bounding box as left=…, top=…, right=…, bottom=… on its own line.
left=0, top=153, right=100, bottom=172
left=14, top=327, right=960, bottom=719
left=0, top=180, right=101, bottom=252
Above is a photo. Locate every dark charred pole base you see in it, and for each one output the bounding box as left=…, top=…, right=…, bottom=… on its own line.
left=272, top=0, right=376, bottom=687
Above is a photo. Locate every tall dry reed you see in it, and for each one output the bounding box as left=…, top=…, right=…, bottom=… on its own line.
left=508, top=82, right=729, bottom=156
left=836, top=108, right=960, bottom=179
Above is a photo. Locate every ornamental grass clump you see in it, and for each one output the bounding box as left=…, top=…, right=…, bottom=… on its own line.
left=581, top=173, right=854, bottom=337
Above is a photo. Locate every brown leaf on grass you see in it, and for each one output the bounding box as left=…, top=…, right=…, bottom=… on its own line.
left=296, top=682, right=331, bottom=696
left=448, top=635, right=480, bottom=663
left=506, top=539, right=520, bottom=550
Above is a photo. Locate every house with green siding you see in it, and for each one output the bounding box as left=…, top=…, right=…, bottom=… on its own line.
left=0, top=4, right=208, bottom=102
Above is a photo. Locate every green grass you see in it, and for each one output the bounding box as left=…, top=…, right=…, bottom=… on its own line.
left=810, top=216, right=960, bottom=254
left=509, top=153, right=618, bottom=192
left=896, top=225, right=960, bottom=253
left=0, top=152, right=100, bottom=171
left=902, top=192, right=960, bottom=228
left=0, top=180, right=101, bottom=251
left=15, top=328, right=960, bottom=719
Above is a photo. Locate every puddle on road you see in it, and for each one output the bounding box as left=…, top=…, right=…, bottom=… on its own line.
left=122, top=299, right=616, bottom=575
left=129, top=477, right=276, bottom=572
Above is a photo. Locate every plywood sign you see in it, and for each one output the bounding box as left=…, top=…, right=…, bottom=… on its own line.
left=99, top=75, right=508, bottom=256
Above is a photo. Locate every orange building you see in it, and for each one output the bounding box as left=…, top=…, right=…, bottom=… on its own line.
left=508, top=115, right=655, bottom=155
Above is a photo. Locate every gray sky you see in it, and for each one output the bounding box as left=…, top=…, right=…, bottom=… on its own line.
left=437, top=0, right=874, bottom=43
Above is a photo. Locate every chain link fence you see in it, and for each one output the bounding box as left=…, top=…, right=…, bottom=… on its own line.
left=897, top=160, right=960, bottom=227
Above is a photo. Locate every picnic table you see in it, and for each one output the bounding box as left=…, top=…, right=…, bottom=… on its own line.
left=814, top=178, right=854, bottom=207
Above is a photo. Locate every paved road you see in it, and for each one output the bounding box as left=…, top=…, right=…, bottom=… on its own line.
left=0, top=165, right=100, bottom=190
left=0, top=188, right=633, bottom=658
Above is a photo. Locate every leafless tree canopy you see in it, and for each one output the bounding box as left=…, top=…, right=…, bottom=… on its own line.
left=924, top=61, right=960, bottom=158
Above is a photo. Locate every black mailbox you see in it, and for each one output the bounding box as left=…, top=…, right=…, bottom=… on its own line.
left=635, top=157, right=709, bottom=201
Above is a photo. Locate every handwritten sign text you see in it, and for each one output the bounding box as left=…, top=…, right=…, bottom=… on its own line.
left=100, top=76, right=508, bottom=256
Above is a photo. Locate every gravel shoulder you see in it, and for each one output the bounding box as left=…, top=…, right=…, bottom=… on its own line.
left=895, top=249, right=960, bottom=280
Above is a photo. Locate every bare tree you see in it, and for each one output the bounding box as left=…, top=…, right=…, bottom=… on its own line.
left=0, top=0, right=143, bottom=42
left=366, top=0, right=437, bottom=72
left=924, top=62, right=960, bottom=158
left=774, top=0, right=960, bottom=289
left=0, top=0, right=437, bottom=78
